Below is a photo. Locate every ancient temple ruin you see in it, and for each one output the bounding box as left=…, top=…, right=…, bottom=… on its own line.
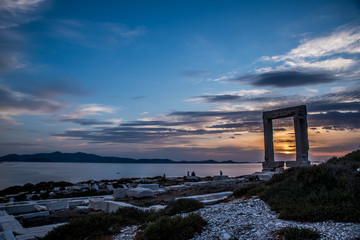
left=262, top=105, right=310, bottom=171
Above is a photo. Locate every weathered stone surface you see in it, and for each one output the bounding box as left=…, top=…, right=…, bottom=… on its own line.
left=113, top=197, right=360, bottom=240
left=186, top=176, right=199, bottom=180
left=0, top=211, right=24, bottom=235
left=113, top=188, right=128, bottom=200
left=148, top=205, right=166, bottom=211
left=43, top=201, right=67, bottom=211
left=17, top=211, right=49, bottom=219
left=88, top=197, right=105, bottom=211
left=137, top=184, right=159, bottom=190
left=211, top=179, right=236, bottom=188
left=262, top=161, right=284, bottom=171
left=262, top=105, right=310, bottom=172
left=176, top=191, right=233, bottom=204
left=6, top=204, right=36, bottom=215
left=101, top=201, right=135, bottom=213
left=67, top=200, right=84, bottom=209
left=127, top=187, right=155, bottom=198
left=185, top=181, right=208, bottom=187
left=189, top=198, right=360, bottom=240
left=0, top=231, right=16, bottom=240
left=33, top=205, right=47, bottom=212
left=16, top=223, right=65, bottom=240
left=286, top=161, right=311, bottom=168
left=153, top=189, right=166, bottom=195
left=213, top=175, right=229, bottom=180
left=75, top=206, right=89, bottom=213
left=253, top=171, right=278, bottom=181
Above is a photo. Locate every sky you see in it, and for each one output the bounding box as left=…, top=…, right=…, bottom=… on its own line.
left=0, top=0, right=359, bottom=162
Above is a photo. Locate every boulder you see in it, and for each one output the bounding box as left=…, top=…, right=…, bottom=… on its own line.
left=67, top=200, right=84, bottom=209
left=113, top=188, right=128, bottom=200
left=6, top=204, right=37, bottom=215
left=88, top=197, right=104, bottom=211
left=137, top=184, right=159, bottom=190
left=75, top=206, right=89, bottom=213
left=101, top=201, right=135, bottom=213
left=0, top=231, right=16, bottom=240
left=43, top=201, right=67, bottom=211
left=18, top=211, right=49, bottom=219
left=127, top=187, right=155, bottom=198
left=213, top=175, right=229, bottom=180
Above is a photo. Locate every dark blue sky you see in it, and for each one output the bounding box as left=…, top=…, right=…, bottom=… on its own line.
left=0, top=0, right=359, bottom=161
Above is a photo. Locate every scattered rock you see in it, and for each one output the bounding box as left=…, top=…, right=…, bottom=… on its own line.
left=127, top=187, right=155, bottom=198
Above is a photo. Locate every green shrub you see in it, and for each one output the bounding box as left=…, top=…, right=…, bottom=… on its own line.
left=41, top=199, right=205, bottom=240
left=42, top=207, right=155, bottom=240
left=261, top=150, right=360, bottom=222
left=162, top=198, right=204, bottom=216
left=233, top=183, right=265, bottom=197
left=136, top=214, right=207, bottom=240
left=277, top=226, right=320, bottom=240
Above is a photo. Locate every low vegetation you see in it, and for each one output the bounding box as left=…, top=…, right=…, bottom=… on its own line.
left=233, top=183, right=266, bottom=197
left=135, top=214, right=207, bottom=240
left=162, top=198, right=204, bottom=216
left=260, top=150, right=360, bottom=222
left=42, top=198, right=206, bottom=240
left=277, top=226, right=320, bottom=240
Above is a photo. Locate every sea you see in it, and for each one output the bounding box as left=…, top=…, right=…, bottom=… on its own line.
left=0, top=162, right=262, bottom=190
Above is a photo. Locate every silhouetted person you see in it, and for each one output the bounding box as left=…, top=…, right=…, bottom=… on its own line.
left=187, top=171, right=190, bottom=176
left=220, top=170, right=223, bottom=176
left=191, top=171, right=196, bottom=176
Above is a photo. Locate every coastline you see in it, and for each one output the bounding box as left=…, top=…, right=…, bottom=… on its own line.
left=0, top=162, right=262, bottom=190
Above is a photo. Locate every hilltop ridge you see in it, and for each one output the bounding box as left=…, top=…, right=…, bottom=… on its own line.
left=0, top=152, right=243, bottom=164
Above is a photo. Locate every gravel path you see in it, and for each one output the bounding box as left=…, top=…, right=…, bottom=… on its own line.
left=114, top=197, right=360, bottom=240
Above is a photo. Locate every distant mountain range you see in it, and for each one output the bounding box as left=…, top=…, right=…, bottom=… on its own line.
left=0, top=152, right=245, bottom=164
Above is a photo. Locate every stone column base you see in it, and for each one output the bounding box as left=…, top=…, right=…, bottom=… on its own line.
left=286, top=161, right=311, bottom=168
left=262, top=161, right=284, bottom=171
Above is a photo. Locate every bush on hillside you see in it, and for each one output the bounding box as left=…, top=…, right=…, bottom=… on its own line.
left=277, top=226, right=320, bottom=240
left=233, top=183, right=265, bottom=197
left=135, top=214, right=207, bottom=240
left=42, top=199, right=205, bottom=240
left=42, top=207, right=154, bottom=240
left=261, top=150, right=360, bottom=222
left=162, top=198, right=204, bottom=216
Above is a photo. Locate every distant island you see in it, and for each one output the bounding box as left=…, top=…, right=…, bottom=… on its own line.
left=0, top=151, right=249, bottom=164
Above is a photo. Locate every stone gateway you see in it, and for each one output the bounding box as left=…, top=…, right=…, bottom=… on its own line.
left=262, top=105, right=310, bottom=171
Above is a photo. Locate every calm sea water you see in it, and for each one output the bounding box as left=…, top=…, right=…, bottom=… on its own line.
left=0, top=162, right=262, bottom=190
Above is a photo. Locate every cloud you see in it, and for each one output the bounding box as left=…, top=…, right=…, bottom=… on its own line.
left=0, top=27, right=27, bottom=70
left=0, top=85, right=63, bottom=114
left=120, top=120, right=204, bottom=127
left=0, top=0, right=47, bottom=70
left=53, top=126, right=232, bottom=145
left=51, top=19, right=147, bottom=49
left=180, top=70, right=211, bottom=78
left=65, top=104, right=116, bottom=119
left=227, top=24, right=360, bottom=88
left=0, top=48, right=24, bottom=70
left=208, top=121, right=262, bottom=132
left=189, top=89, right=272, bottom=103
left=62, top=118, right=113, bottom=126
left=234, top=70, right=335, bottom=88
left=270, top=25, right=360, bottom=60
left=309, top=111, right=360, bottom=130
left=132, top=96, right=146, bottom=100
left=0, top=0, right=47, bottom=29
left=11, top=78, right=88, bottom=98
left=0, top=85, right=63, bottom=126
